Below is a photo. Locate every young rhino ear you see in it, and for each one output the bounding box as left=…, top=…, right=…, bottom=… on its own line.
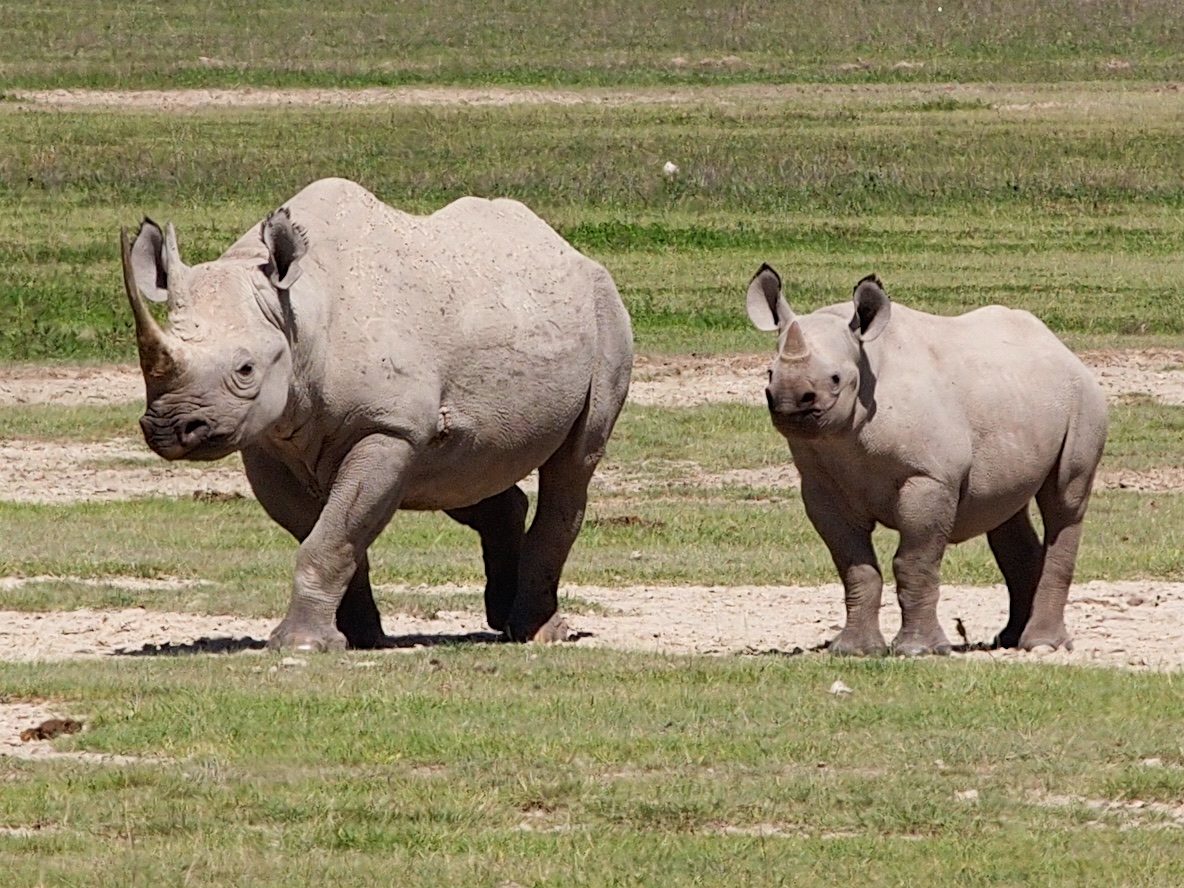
left=262, top=207, right=308, bottom=290
left=746, top=263, right=794, bottom=332
left=852, top=274, right=891, bottom=342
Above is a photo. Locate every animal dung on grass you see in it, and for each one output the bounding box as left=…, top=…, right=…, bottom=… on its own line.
left=20, top=718, right=83, bottom=742
left=120, top=178, right=633, bottom=653
left=746, top=264, right=1108, bottom=657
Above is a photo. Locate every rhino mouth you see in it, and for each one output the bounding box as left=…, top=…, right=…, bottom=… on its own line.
left=140, top=415, right=236, bottom=461
left=770, top=403, right=834, bottom=438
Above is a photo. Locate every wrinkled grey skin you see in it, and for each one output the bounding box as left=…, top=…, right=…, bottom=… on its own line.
left=122, top=178, right=632, bottom=651
left=747, top=264, right=1107, bottom=656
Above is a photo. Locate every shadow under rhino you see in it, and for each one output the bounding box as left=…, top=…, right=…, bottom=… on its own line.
left=111, top=628, right=594, bottom=657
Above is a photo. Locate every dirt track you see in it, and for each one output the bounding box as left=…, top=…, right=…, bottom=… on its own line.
left=0, top=577, right=1181, bottom=670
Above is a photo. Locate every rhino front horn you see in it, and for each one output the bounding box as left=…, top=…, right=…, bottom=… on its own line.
left=120, top=226, right=176, bottom=380
left=781, top=319, right=811, bottom=360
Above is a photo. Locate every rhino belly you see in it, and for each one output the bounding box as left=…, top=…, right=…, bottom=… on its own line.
left=397, top=380, right=589, bottom=512
left=949, top=472, right=1050, bottom=543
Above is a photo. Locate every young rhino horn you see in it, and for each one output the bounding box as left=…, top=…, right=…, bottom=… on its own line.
left=782, top=320, right=810, bottom=360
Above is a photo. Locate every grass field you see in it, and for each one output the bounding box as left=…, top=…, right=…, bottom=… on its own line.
left=3, top=0, right=1184, bottom=87
left=3, top=653, right=1184, bottom=886
left=6, top=87, right=1184, bottom=359
left=3, top=3, right=1184, bottom=885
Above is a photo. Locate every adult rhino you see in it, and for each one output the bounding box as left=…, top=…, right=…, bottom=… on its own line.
left=746, top=265, right=1107, bottom=656
left=121, top=178, right=632, bottom=651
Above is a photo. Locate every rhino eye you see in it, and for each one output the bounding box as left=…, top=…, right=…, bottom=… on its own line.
left=236, top=361, right=255, bottom=378
left=830, top=373, right=841, bottom=386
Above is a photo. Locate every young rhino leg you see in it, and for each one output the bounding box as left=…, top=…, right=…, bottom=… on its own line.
left=987, top=507, right=1043, bottom=648
left=1012, top=398, right=1105, bottom=652
left=446, top=485, right=529, bottom=632
left=801, top=481, right=889, bottom=656
left=890, top=479, right=955, bottom=656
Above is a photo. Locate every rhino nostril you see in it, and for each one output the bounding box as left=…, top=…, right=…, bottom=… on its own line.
left=179, top=418, right=211, bottom=446
left=800, top=391, right=816, bottom=405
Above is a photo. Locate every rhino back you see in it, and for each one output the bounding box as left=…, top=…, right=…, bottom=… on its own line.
left=260, top=179, right=620, bottom=507
left=811, top=302, right=1105, bottom=539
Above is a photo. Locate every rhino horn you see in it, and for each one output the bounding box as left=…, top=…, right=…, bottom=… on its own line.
left=121, top=226, right=176, bottom=380
left=781, top=319, right=811, bottom=360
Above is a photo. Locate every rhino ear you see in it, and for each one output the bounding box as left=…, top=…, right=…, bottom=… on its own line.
left=852, top=274, right=891, bottom=342
left=130, top=218, right=170, bottom=303
left=262, top=207, right=308, bottom=290
left=746, top=263, right=794, bottom=332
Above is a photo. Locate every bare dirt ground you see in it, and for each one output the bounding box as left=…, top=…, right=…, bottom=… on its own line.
left=0, top=577, right=1180, bottom=669
left=9, top=83, right=1183, bottom=114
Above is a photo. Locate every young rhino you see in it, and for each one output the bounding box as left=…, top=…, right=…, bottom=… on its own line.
left=122, top=178, right=633, bottom=652
left=746, top=265, right=1108, bottom=656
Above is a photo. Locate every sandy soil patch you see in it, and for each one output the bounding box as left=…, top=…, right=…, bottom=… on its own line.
left=8, top=86, right=741, bottom=111
left=9, top=84, right=1182, bottom=114
left=0, top=579, right=1180, bottom=671
left=0, top=364, right=142, bottom=407
left=0, top=439, right=250, bottom=504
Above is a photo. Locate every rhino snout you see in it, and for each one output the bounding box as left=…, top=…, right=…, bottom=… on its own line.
left=765, top=387, right=819, bottom=415
left=139, top=413, right=212, bottom=459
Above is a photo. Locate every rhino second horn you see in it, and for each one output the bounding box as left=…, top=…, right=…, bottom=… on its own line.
left=781, top=320, right=811, bottom=360
left=120, top=226, right=176, bottom=380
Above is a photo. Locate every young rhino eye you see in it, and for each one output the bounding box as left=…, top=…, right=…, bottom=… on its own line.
left=236, top=362, right=255, bottom=377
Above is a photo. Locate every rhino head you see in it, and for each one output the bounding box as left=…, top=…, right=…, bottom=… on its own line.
left=746, top=264, right=890, bottom=439
left=121, top=209, right=307, bottom=461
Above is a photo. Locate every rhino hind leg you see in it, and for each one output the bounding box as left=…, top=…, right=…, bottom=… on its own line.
left=987, top=507, right=1044, bottom=648
left=506, top=386, right=624, bottom=643
left=446, top=486, right=529, bottom=632
left=1016, top=480, right=1090, bottom=652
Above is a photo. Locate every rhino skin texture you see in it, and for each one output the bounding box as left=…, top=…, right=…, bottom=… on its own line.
left=121, top=178, right=633, bottom=652
left=746, top=264, right=1108, bottom=656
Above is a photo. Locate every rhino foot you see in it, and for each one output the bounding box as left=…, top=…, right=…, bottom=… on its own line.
left=505, top=612, right=572, bottom=644
left=827, top=627, right=890, bottom=657
left=1017, top=622, right=1073, bottom=652
left=890, top=628, right=952, bottom=657
left=267, top=623, right=348, bottom=653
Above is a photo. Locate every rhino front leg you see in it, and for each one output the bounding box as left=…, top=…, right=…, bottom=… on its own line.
left=244, top=447, right=387, bottom=649
left=446, top=485, right=529, bottom=632
left=266, top=434, right=414, bottom=653
left=890, top=478, right=956, bottom=656
left=801, top=479, right=888, bottom=656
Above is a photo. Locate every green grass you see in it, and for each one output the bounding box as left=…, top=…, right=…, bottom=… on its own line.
left=3, top=0, right=1184, bottom=88
left=2, top=652, right=1184, bottom=885
left=5, top=87, right=1184, bottom=359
